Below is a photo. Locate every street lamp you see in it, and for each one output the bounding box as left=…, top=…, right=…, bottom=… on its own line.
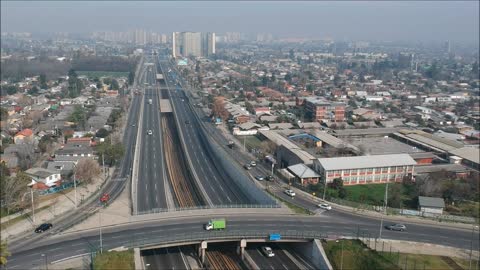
left=469, top=225, right=479, bottom=270
left=73, top=164, right=77, bottom=208
left=379, top=177, right=391, bottom=240
left=41, top=253, right=48, bottom=270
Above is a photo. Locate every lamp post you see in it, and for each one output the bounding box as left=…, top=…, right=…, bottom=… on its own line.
left=73, top=165, right=77, bottom=208
left=99, top=208, right=103, bottom=253
left=379, top=179, right=390, bottom=240
left=469, top=225, right=479, bottom=270
left=30, top=187, right=36, bottom=224
left=41, top=253, right=48, bottom=270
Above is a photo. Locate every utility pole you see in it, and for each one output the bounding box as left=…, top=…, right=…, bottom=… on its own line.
left=379, top=178, right=390, bottom=239
left=322, top=176, right=327, bottom=200
left=470, top=225, right=479, bottom=270
left=73, top=166, right=77, bottom=208
left=30, top=187, right=35, bottom=224
left=41, top=254, right=48, bottom=270
left=99, top=208, right=103, bottom=253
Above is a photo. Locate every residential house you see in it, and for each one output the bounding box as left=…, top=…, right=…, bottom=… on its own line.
left=14, top=128, right=34, bottom=144
left=26, top=167, right=62, bottom=189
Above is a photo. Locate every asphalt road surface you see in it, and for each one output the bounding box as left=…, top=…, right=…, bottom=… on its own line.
left=7, top=214, right=479, bottom=269
left=158, top=60, right=252, bottom=205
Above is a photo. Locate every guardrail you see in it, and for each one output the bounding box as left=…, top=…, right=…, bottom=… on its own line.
left=124, top=229, right=333, bottom=249
left=131, top=87, right=145, bottom=215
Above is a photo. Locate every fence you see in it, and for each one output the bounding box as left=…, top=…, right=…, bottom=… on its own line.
left=39, top=181, right=78, bottom=196
left=136, top=204, right=280, bottom=216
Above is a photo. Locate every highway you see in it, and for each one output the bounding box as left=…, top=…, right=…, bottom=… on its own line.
left=136, top=85, right=171, bottom=212
left=158, top=59, right=253, bottom=205
left=7, top=214, right=479, bottom=269
left=246, top=242, right=316, bottom=270
left=142, top=245, right=199, bottom=269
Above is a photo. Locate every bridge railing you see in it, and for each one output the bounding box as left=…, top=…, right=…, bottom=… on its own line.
left=122, top=229, right=341, bottom=249
left=136, top=204, right=281, bottom=215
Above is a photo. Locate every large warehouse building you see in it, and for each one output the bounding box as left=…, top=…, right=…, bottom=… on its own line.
left=313, top=154, right=416, bottom=185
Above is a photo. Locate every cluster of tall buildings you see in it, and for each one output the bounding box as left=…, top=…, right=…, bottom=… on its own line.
left=172, top=32, right=215, bottom=58
left=91, top=30, right=168, bottom=45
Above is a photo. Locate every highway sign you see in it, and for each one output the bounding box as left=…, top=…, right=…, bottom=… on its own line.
left=269, top=233, right=281, bottom=241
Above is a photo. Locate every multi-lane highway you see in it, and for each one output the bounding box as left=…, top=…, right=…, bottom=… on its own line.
left=158, top=59, right=255, bottom=205
left=7, top=213, right=479, bottom=269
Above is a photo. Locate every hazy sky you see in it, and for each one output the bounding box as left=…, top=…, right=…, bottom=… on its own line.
left=1, top=1, right=479, bottom=43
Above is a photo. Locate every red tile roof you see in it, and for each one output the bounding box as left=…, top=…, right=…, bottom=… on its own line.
left=15, top=128, right=33, bottom=137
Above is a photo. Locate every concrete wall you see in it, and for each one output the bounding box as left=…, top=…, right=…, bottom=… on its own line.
left=291, top=240, right=333, bottom=270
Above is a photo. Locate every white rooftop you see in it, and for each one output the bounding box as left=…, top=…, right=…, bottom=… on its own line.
left=317, top=154, right=416, bottom=171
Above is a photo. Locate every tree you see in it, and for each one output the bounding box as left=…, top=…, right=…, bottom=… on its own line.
left=95, top=128, right=110, bottom=138
left=38, top=134, right=55, bottom=153
left=284, top=73, right=292, bottom=83
left=67, top=69, right=83, bottom=98
left=0, top=240, right=10, bottom=266
left=388, top=184, right=403, bottom=208
left=27, top=86, right=40, bottom=96
left=39, top=74, right=48, bottom=89
left=0, top=171, right=31, bottom=215
left=212, top=97, right=229, bottom=120
left=245, top=101, right=254, bottom=114
left=110, top=79, right=119, bottom=90
left=96, top=140, right=125, bottom=166
left=330, top=178, right=344, bottom=190
left=69, top=105, right=87, bottom=130
left=128, top=71, right=135, bottom=85
left=4, top=85, right=18, bottom=95
left=74, top=158, right=101, bottom=184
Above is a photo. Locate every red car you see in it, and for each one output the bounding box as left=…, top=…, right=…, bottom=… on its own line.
left=100, top=193, right=110, bottom=204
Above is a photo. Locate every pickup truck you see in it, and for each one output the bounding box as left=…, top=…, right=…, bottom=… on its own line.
left=205, top=218, right=226, bottom=231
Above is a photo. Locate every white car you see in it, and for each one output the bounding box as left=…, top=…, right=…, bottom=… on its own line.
left=318, top=203, right=332, bottom=210
left=261, top=246, right=275, bottom=258
left=284, top=189, right=295, bottom=197
left=147, top=130, right=153, bottom=135
left=250, top=161, right=257, bottom=167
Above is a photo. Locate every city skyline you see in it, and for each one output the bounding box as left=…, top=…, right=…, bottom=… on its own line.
left=1, top=1, right=479, bottom=44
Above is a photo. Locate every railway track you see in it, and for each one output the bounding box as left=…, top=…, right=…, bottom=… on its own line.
left=206, top=251, right=242, bottom=270
left=162, top=115, right=197, bottom=207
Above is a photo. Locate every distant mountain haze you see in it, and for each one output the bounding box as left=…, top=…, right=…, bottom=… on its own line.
left=1, top=1, right=478, bottom=43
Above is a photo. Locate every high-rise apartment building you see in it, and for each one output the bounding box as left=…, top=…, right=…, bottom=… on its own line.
left=172, top=32, right=216, bottom=58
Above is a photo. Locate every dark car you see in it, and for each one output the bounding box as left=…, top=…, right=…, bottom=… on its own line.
left=266, top=175, right=275, bottom=182
left=185, top=120, right=190, bottom=124
left=385, top=224, right=407, bottom=231
left=35, top=223, right=53, bottom=233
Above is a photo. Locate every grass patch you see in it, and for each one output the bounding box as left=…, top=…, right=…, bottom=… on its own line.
left=0, top=205, right=51, bottom=229
left=93, top=250, right=134, bottom=270
left=344, top=184, right=389, bottom=205
left=77, top=71, right=129, bottom=78
left=241, top=135, right=264, bottom=151
left=379, top=252, right=475, bottom=270
left=266, top=189, right=312, bottom=215
left=323, top=239, right=398, bottom=270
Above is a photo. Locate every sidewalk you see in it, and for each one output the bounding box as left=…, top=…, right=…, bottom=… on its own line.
left=1, top=167, right=114, bottom=241
left=361, top=238, right=479, bottom=259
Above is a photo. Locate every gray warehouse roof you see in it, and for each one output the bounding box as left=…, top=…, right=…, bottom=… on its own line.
left=288, top=163, right=320, bottom=179
left=449, top=147, right=480, bottom=165
left=317, top=154, right=416, bottom=171
left=418, top=196, right=445, bottom=208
